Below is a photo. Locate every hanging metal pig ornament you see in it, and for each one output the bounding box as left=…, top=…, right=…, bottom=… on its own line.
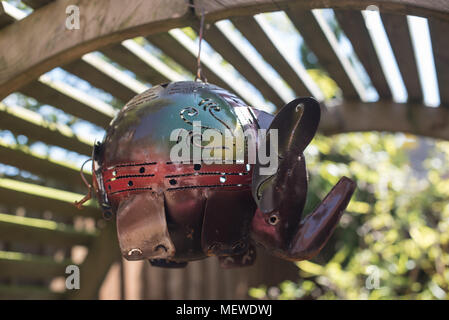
left=82, top=81, right=356, bottom=268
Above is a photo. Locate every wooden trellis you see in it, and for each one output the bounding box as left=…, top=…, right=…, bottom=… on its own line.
left=0, top=0, right=448, bottom=299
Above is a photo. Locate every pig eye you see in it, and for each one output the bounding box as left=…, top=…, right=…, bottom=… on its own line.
left=267, top=214, right=280, bottom=226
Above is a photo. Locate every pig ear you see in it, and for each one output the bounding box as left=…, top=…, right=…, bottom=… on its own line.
left=251, top=97, right=320, bottom=211
left=270, top=97, right=321, bottom=157
left=252, top=153, right=308, bottom=216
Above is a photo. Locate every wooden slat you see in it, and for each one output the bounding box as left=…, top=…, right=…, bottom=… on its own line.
left=98, top=261, right=122, bottom=299
left=0, top=139, right=91, bottom=189
left=428, top=18, right=449, bottom=105
left=122, top=259, right=145, bottom=299
left=205, top=258, right=219, bottom=299
left=285, top=8, right=362, bottom=100
left=186, top=261, right=202, bottom=299
left=146, top=32, right=234, bottom=92
left=230, top=16, right=312, bottom=97
left=166, top=268, right=185, bottom=299
left=71, top=221, right=120, bottom=299
left=0, top=2, right=14, bottom=29
left=22, top=0, right=54, bottom=9
left=381, top=13, right=423, bottom=102
left=193, top=23, right=285, bottom=106
left=0, top=250, right=71, bottom=279
left=0, top=284, right=65, bottom=299
left=100, top=44, right=172, bottom=85
left=143, top=260, right=167, bottom=299
left=19, top=76, right=116, bottom=128
left=334, top=10, right=392, bottom=99
left=101, top=39, right=187, bottom=87
left=0, top=178, right=100, bottom=218
left=62, top=54, right=148, bottom=103
left=0, top=103, right=94, bottom=156
left=0, top=212, right=97, bottom=247
left=120, top=40, right=186, bottom=83
left=167, top=29, right=264, bottom=106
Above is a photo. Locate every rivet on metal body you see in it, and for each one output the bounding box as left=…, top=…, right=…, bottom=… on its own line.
left=128, top=248, right=143, bottom=257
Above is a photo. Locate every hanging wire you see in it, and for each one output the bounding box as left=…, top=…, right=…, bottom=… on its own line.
left=185, top=0, right=207, bottom=82
left=195, top=5, right=207, bottom=82
left=74, top=158, right=93, bottom=210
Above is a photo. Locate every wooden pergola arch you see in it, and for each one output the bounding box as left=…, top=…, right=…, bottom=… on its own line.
left=0, top=0, right=448, bottom=299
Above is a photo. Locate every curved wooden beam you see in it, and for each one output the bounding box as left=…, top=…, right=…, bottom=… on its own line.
left=0, top=0, right=448, bottom=100
left=0, top=0, right=191, bottom=100
left=198, top=0, right=449, bottom=22
left=320, top=101, right=449, bottom=141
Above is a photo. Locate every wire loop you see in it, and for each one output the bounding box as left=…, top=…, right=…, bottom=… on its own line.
left=194, top=4, right=207, bottom=83
left=185, top=0, right=207, bottom=82
left=74, top=158, right=93, bottom=210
